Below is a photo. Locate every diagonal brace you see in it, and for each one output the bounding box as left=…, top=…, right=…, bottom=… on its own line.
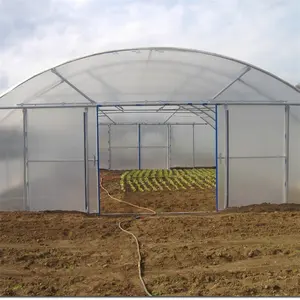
left=51, top=68, right=96, bottom=104
left=212, top=66, right=251, bottom=100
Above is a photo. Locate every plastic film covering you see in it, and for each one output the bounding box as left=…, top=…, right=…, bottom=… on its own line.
left=0, top=110, right=24, bottom=211
left=98, top=124, right=109, bottom=169
left=227, top=105, right=285, bottom=207
left=141, top=148, right=168, bottom=169
left=27, top=108, right=85, bottom=211
left=28, top=81, right=88, bottom=104
left=1, top=48, right=299, bottom=107
left=28, top=161, right=85, bottom=211
left=110, top=125, right=138, bottom=147
left=194, top=124, right=215, bottom=167
left=228, top=158, right=284, bottom=207
left=110, top=148, right=138, bottom=170
left=110, top=125, right=138, bottom=169
left=170, top=125, right=193, bottom=167
left=288, top=106, right=300, bottom=204
left=140, top=125, right=168, bottom=147
left=216, top=69, right=300, bottom=102
left=140, top=125, right=168, bottom=169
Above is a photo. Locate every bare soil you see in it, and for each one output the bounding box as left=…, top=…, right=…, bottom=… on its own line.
left=100, top=170, right=216, bottom=213
left=2, top=172, right=300, bottom=296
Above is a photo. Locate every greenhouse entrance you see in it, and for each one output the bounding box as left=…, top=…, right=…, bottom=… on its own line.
left=95, top=104, right=217, bottom=215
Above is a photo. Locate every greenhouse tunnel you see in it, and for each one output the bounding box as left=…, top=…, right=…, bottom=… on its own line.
left=0, top=47, right=299, bottom=213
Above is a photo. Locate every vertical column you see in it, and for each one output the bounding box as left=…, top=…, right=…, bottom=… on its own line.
left=138, top=124, right=141, bottom=170
left=215, top=105, right=219, bottom=212
left=83, top=108, right=89, bottom=213
left=108, top=124, right=111, bottom=170
left=192, top=124, right=195, bottom=168
left=96, top=106, right=101, bottom=215
left=167, top=124, right=170, bottom=169
left=168, top=125, right=172, bottom=169
left=284, top=105, right=290, bottom=203
left=224, top=105, right=230, bottom=209
left=23, top=108, right=29, bottom=211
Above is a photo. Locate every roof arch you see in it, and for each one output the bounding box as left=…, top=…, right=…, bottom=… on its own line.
left=0, top=47, right=299, bottom=107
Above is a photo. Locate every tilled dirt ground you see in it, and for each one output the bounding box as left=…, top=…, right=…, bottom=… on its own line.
left=2, top=174, right=300, bottom=296
left=100, top=171, right=216, bottom=213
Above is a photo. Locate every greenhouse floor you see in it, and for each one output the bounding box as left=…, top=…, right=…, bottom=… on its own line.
left=99, top=168, right=216, bottom=214
left=2, top=170, right=300, bottom=296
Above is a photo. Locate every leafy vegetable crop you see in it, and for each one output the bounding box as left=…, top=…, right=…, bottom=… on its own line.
left=120, top=168, right=216, bottom=193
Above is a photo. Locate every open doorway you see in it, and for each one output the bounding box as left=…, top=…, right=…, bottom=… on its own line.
left=95, top=104, right=217, bottom=215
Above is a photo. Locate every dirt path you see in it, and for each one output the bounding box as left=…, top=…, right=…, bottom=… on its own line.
left=2, top=208, right=300, bottom=296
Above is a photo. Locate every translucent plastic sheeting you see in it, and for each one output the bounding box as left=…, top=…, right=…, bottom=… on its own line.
left=228, top=158, right=285, bottom=207
left=28, top=81, right=88, bottom=104
left=140, top=125, right=168, bottom=147
left=98, top=124, right=109, bottom=149
left=1, top=48, right=299, bottom=107
left=98, top=124, right=110, bottom=168
left=288, top=106, right=300, bottom=204
left=170, top=125, right=193, bottom=167
left=0, top=110, right=24, bottom=211
left=227, top=105, right=285, bottom=207
left=194, top=124, right=215, bottom=167
left=99, top=149, right=109, bottom=169
left=228, top=106, right=285, bottom=157
left=27, top=108, right=85, bottom=160
left=216, top=69, right=300, bottom=102
left=110, top=148, right=138, bottom=170
left=110, top=125, right=138, bottom=147
left=140, top=148, right=168, bottom=169
left=140, top=125, right=168, bottom=169
left=28, top=161, right=85, bottom=211
left=27, top=108, right=86, bottom=211
left=88, top=161, right=98, bottom=213
left=0, top=71, right=63, bottom=107
left=88, top=108, right=97, bottom=158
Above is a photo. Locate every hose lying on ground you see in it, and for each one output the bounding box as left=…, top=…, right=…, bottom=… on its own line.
left=100, top=178, right=156, bottom=215
left=100, top=177, right=155, bottom=296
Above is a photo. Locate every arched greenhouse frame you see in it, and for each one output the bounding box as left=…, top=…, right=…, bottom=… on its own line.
left=0, top=47, right=299, bottom=214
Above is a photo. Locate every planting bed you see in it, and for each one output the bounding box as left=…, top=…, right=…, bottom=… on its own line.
left=120, top=169, right=215, bottom=193
left=2, top=169, right=300, bottom=296
left=100, top=168, right=216, bottom=213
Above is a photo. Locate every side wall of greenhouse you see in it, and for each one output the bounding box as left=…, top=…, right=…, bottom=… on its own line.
left=217, top=104, right=290, bottom=209
left=288, top=106, right=300, bottom=204
left=0, top=107, right=99, bottom=212
left=1, top=103, right=300, bottom=212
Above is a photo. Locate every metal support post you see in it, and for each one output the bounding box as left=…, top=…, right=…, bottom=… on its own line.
left=83, top=108, right=89, bottom=213
left=96, top=106, right=101, bottom=215
left=108, top=124, right=111, bottom=170
left=224, top=105, right=230, bottom=209
left=215, top=105, right=219, bottom=211
left=168, top=125, right=172, bottom=169
left=138, top=124, right=141, bottom=169
left=22, top=108, right=29, bottom=211
left=192, top=124, right=195, bottom=167
left=284, top=105, right=290, bottom=203
left=167, top=125, right=170, bottom=169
